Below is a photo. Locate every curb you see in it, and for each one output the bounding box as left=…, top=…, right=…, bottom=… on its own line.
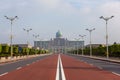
left=79, top=55, right=120, bottom=64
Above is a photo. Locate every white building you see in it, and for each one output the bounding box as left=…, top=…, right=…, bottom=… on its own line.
left=34, top=30, right=84, bottom=53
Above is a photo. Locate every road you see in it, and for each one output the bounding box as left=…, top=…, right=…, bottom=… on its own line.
left=68, top=54, right=120, bottom=74
left=0, top=55, right=49, bottom=74
left=62, top=54, right=120, bottom=80
left=0, top=54, right=120, bottom=80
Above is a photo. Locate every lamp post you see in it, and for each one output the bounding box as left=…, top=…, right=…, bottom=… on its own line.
left=4, top=16, right=18, bottom=59
left=79, top=35, right=86, bottom=55
left=86, top=28, right=95, bottom=56
left=33, top=34, right=39, bottom=49
left=23, top=28, right=32, bottom=45
left=23, top=28, right=32, bottom=56
left=33, top=34, right=39, bottom=41
left=33, top=34, right=39, bottom=55
left=100, top=16, right=114, bottom=59
left=75, top=38, right=80, bottom=55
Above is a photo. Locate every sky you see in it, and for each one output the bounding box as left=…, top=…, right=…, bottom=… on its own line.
left=0, top=0, right=120, bottom=46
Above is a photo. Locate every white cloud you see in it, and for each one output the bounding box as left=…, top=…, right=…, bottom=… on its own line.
left=100, top=1, right=120, bottom=15
left=35, top=0, right=60, bottom=9
left=1, top=0, right=120, bottom=44
left=97, top=1, right=120, bottom=44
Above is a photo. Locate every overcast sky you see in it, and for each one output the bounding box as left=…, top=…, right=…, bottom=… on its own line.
left=0, top=0, right=120, bottom=45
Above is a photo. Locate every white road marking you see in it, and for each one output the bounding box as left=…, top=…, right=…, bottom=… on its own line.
left=97, top=66, right=103, bottom=69
left=56, top=54, right=66, bottom=80
left=55, top=55, right=60, bottom=80
left=59, top=55, right=66, bottom=80
left=112, top=72, right=120, bottom=76
left=89, top=64, right=93, bottom=66
left=16, top=67, right=22, bottom=70
left=0, top=72, right=8, bottom=76
left=26, top=64, right=30, bottom=66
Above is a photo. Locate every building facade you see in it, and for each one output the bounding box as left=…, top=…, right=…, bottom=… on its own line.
left=34, top=31, right=84, bottom=53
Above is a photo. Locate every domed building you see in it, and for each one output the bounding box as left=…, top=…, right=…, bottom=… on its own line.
left=34, top=31, right=84, bottom=53
left=56, top=30, right=62, bottom=38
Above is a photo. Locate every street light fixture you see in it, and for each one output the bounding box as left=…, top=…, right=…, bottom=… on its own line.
left=100, top=16, right=114, bottom=59
left=23, top=28, right=32, bottom=56
left=33, top=34, right=39, bottom=55
left=33, top=34, right=39, bottom=40
left=4, top=16, right=18, bottom=59
left=79, top=35, right=86, bottom=55
left=23, top=28, right=32, bottom=45
left=86, top=28, right=95, bottom=56
left=33, top=34, right=39, bottom=48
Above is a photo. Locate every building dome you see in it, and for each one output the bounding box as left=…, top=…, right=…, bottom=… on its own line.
left=56, top=30, right=62, bottom=38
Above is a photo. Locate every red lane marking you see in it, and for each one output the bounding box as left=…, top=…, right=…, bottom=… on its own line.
left=0, top=54, right=58, bottom=80
left=61, top=54, right=120, bottom=80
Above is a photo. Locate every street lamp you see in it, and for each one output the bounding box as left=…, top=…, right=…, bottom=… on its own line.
left=33, top=34, right=39, bottom=55
left=33, top=34, right=39, bottom=47
left=86, top=28, right=95, bottom=56
left=75, top=38, right=80, bottom=55
left=33, top=34, right=39, bottom=40
left=79, top=35, right=86, bottom=55
left=4, top=16, right=18, bottom=59
left=23, top=28, right=32, bottom=56
left=100, top=16, right=114, bottom=59
left=23, top=28, right=32, bottom=45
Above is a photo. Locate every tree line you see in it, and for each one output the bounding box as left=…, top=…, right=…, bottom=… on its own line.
left=0, top=44, right=49, bottom=57
left=69, top=43, right=120, bottom=58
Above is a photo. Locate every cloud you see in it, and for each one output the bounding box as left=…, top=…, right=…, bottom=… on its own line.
left=35, top=0, right=60, bottom=9
left=30, top=0, right=76, bottom=15
left=100, top=1, right=120, bottom=15
left=1, top=0, right=120, bottom=44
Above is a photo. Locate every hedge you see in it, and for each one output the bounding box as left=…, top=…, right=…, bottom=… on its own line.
left=0, top=44, right=49, bottom=57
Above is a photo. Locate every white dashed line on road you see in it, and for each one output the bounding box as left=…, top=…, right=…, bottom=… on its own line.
left=16, top=67, right=22, bottom=70
left=89, top=64, right=93, bottom=66
left=112, top=72, right=120, bottom=76
left=97, top=66, right=103, bottom=70
left=26, top=64, right=30, bottom=66
left=0, top=72, right=8, bottom=76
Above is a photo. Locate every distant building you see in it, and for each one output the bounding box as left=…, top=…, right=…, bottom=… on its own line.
left=34, top=30, right=84, bottom=53
left=13, top=44, right=32, bottom=48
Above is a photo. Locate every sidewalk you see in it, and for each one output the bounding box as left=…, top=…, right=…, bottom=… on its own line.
left=0, top=53, right=52, bottom=64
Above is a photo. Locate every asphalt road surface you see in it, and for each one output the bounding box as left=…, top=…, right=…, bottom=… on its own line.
left=0, top=54, right=120, bottom=80
left=68, top=54, right=120, bottom=74
left=0, top=55, right=49, bottom=75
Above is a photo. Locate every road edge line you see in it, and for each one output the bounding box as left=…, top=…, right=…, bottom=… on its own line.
left=55, top=54, right=60, bottom=80
left=59, top=54, right=66, bottom=80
